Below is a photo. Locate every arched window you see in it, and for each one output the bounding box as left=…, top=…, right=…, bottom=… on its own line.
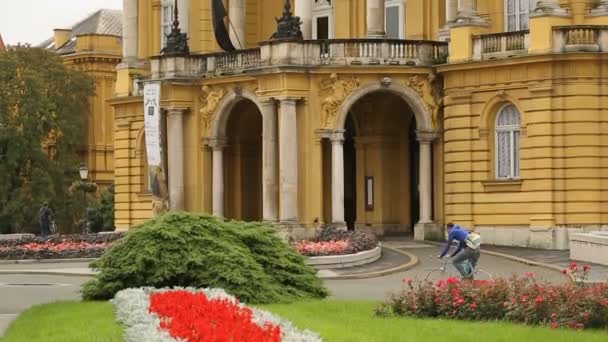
left=495, top=104, right=521, bottom=179
left=505, top=0, right=535, bottom=32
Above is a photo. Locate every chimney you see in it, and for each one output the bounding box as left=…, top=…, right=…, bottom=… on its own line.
left=53, top=29, right=72, bottom=48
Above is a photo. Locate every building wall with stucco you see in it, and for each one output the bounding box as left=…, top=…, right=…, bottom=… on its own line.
left=111, top=0, right=608, bottom=249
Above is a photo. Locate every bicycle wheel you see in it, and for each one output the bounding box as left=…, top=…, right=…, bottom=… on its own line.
left=424, top=268, right=457, bottom=282
left=472, top=269, right=493, bottom=280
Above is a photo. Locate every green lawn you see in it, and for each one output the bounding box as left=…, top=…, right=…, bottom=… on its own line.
left=1, top=301, right=123, bottom=342
left=2, top=300, right=607, bottom=342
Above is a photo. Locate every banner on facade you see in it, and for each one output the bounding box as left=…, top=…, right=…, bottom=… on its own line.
left=143, top=83, right=168, bottom=214
left=144, top=82, right=162, bottom=167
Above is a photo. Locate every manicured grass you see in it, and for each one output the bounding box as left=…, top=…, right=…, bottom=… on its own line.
left=1, top=301, right=123, bottom=342
left=2, top=300, right=607, bottom=342
left=259, top=301, right=608, bottom=342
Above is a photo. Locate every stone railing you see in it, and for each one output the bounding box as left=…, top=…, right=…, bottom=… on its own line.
left=473, top=31, right=530, bottom=60
left=149, top=39, right=448, bottom=79
left=553, top=25, right=608, bottom=52
left=313, top=39, right=447, bottom=66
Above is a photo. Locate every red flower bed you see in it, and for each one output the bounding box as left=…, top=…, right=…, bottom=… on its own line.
left=378, top=271, right=608, bottom=330
left=0, top=241, right=111, bottom=259
left=149, top=290, right=282, bottom=342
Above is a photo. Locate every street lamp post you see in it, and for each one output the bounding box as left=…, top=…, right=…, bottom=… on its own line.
left=79, top=164, right=89, bottom=234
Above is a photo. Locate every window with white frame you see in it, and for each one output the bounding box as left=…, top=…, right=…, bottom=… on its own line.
left=161, top=0, right=174, bottom=48
left=385, top=0, right=405, bottom=39
left=495, top=104, right=521, bottom=179
left=505, top=0, right=535, bottom=32
left=313, top=0, right=333, bottom=39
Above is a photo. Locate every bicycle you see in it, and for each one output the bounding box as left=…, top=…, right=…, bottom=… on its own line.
left=423, top=257, right=492, bottom=282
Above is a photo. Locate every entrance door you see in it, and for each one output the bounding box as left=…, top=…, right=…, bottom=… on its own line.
left=344, top=116, right=357, bottom=231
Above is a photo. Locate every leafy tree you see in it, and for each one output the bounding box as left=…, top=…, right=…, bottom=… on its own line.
left=0, top=47, right=94, bottom=233
left=88, top=185, right=115, bottom=232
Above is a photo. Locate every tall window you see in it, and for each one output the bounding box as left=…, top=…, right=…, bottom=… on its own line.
left=313, top=0, right=333, bottom=39
left=161, top=0, right=174, bottom=48
left=385, top=0, right=405, bottom=39
left=505, top=0, right=535, bottom=31
left=496, top=104, right=521, bottom=179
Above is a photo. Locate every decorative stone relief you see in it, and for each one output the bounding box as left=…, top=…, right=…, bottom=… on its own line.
left=199, top=85, right=227, bottom=137
left=319, top=73, right=360, bottom=129
left=405, top=72, right=443, bottom=129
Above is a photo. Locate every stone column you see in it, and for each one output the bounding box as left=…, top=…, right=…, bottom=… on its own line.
left=122, top=0, right=138, bottom=62
left=439, top=0, right=459, bottom=41
left=260, top=99, right=279, bottom=222
left=458, top=0, right=478, bottom=17
left=295, top=0, right=312, bottom=39
left=166, top=108, right=187, bottom=211
left=446, top=0, right=458, bottom=23
left=209, top=139, right=226, bottom=217
left=177, top=0, right=190, bottom=35
left=416, top=131, right=437, bottom=224
left=330, top=131, right=345, bottom=225
left=229, top=0, right=246, bottom=48
left=367, top=0, right=386, bottom=38
left=278, top=98, right=299, bottom=222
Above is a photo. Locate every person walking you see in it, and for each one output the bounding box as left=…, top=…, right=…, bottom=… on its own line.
left=38, top=202, right=54, bottom=238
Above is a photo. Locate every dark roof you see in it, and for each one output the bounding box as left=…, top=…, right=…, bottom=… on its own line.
left=39, top=9, right=122, bottom=54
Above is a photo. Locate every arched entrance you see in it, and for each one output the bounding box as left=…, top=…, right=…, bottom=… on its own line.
left=224, top=99, right=263, bottom=221
left=341, top=92, right=420, bottom=234
left=325, top=81, right=437, bottom=235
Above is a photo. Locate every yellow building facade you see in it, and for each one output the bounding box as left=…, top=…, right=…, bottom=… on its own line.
left=112, top=0, right=608, bottom=249
left=41, top=10, right=123, bottom=186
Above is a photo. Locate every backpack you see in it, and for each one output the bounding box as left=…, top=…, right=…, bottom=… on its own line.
left=466, top=232, right=482, bottom=250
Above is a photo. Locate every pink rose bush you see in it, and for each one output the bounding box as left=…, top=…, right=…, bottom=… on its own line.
left=377, top=272, right=608, bottom=330
left=295, top=240, right=351, bottom=256
left=294, top=227, right=379, bottom=257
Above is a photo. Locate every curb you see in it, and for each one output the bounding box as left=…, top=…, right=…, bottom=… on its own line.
left=0, top=258, right=98, bottom=265
left=480, top=249, right=575, bottom=282
left=319, top=246, right=419, bottom=280
left=0, top=269, right=96, bottom=277
left=423, top=240, right=574, bottom=282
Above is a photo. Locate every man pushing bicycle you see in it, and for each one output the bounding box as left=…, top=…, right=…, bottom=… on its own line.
left=438, top=223, right=482, bottom=279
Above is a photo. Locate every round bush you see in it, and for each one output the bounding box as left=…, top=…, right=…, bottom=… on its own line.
left=81, top=213, right=328, bottom=304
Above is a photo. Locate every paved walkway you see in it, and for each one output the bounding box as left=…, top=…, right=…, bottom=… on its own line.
left=483, top=245, right=608, bottom=283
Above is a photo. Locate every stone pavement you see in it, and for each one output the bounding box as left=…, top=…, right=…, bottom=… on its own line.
left=483, top=245, right=608, bottom=283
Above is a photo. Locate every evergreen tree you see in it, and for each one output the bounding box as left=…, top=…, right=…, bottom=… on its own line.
left=0, top=47, right=94, bottom=233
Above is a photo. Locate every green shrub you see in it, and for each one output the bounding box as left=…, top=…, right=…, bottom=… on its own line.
left=81, top=213, right=328, bottom=304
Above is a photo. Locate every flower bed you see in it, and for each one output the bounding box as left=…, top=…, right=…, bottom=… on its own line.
left=0, top=233, right=124, bottom=260
left=112, top=287, right=323, bottom=342
left=377, top=270, right=608, bottom=330
left=294, top=227, right=378, bottom=257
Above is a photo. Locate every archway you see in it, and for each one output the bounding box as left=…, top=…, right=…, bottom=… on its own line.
left=224, top=99, right=263, bottom=221
left=341, top=92, right=420, bottom=234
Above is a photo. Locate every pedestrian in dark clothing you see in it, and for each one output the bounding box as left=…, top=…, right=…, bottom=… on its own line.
left=38, top=202, right=53, bottom=238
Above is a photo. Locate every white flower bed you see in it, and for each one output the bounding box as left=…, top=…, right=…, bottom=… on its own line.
left=111, top=287, right=324, bottom=342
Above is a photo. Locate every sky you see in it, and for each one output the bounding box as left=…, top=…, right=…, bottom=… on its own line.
left=0, top=0, right=122, bottom=45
